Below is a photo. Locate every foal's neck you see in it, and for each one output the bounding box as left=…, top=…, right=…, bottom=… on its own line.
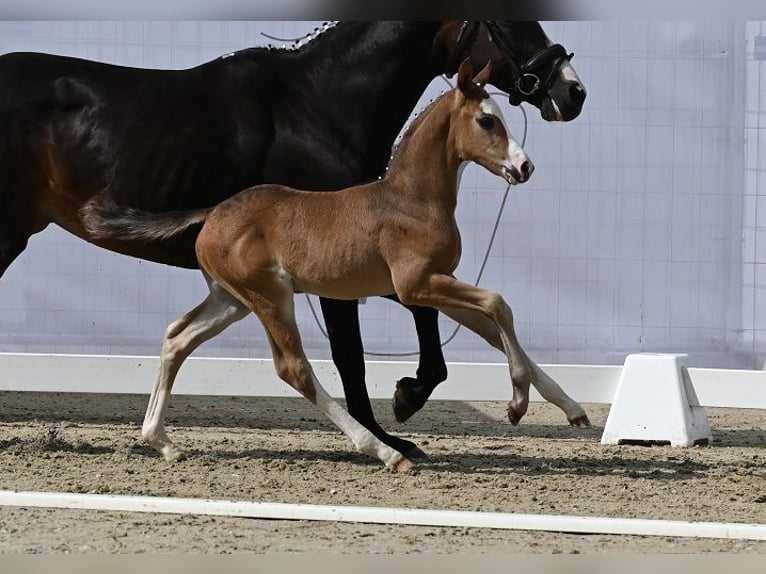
left=383, top=95, right=462, bottom=211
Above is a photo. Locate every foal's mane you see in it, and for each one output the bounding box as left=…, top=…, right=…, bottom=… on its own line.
left=385, top=93, right=450, bottom=175
left=385, top=81, right=489, bottom=177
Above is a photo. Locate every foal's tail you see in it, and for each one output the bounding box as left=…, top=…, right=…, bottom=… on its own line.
left=80, top=196, right=212, bottom=242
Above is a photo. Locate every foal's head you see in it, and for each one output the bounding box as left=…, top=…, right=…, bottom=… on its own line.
left=453, top=59, right=534, bottom=185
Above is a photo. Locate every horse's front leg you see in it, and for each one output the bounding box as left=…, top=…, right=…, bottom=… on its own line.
left=395, top=272, right=533, bottom=423
left=318, top=297, right=427, bottom=458
left=382, top=294, right=448, bottom=423
left=437, top=307, right=590, bottom=427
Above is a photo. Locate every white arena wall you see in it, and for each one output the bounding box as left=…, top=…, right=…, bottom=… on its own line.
left=1, top=21, right=766, bottom=374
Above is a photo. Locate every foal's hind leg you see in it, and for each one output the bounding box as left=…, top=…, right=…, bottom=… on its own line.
left=142, top=275, right=250, bottom=461
left=254, top=292, right=411, bottom=471
left=437, top=307, right=590, bottom=427
left=319, top=297, right=426, bottom=458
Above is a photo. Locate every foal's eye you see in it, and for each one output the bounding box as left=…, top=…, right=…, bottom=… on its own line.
left=477, top=115, right=495, bottom=131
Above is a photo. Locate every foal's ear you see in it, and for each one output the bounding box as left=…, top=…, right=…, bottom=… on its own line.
left=457, top=58, right=491, bottom=99
left=473, top=61, right=492, bottom=88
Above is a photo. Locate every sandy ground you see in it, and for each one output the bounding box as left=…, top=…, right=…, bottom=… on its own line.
left=0, top=391, right=764, bottom=553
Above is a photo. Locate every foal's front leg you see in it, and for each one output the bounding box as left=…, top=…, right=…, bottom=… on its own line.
left=395, top=273, right=533, bottom=419
left=437, top=307, right=590, bottom=427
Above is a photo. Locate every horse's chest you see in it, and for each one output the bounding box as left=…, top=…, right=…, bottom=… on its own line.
left=426, top=222, right=462, bottom=272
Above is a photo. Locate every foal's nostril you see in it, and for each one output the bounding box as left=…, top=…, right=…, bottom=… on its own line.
left=520, top=160, right=532, bottom=177
left=569, top=83, right=586, bottom=104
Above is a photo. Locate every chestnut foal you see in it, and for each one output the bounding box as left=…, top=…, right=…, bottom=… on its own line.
left=83, top=60, right=547, bottom=470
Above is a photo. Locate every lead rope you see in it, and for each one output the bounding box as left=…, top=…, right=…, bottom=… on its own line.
left=304, top=75, right=529, bottom=357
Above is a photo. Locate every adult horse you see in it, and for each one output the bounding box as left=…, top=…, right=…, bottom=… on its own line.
left=0, top=21, right=588, bottom=458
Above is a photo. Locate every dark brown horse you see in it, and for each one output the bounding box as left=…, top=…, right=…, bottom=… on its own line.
left=82, top=59, right=535, bottom=468
left=0, top=22, right=588, bottom=458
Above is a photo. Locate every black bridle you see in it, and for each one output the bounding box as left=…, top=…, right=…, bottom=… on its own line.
left=449, top=21, right=574, bottom=106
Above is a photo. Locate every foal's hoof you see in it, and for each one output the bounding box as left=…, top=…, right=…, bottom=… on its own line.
left=393, top=376, right=428, bottom=423
left=569, top=414, right=592, bottom=428
left=393, top=457, right=415, bottom=473
left=161, top=445, right=188, bottom=463
left=506, top=403, right=528, bottom=426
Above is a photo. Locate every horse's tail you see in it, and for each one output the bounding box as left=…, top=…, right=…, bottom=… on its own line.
left=80, top=196, right=212, bottom=242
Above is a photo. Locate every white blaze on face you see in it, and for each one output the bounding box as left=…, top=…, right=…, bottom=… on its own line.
left=560, top=60, right=585, bottom=94
left=479, top=96, right=528, bottom=177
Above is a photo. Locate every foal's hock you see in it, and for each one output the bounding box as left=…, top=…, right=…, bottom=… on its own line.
left=84, top=60, right=555, bottom=469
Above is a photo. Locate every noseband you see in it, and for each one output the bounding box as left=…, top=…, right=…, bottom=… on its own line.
left=449, top=21, right=574, bottom=106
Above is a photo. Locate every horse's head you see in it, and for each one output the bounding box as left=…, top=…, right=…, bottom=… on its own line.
left=452, top=59, right=533, bottom=186
left=443, top=21, right=586, bottom=122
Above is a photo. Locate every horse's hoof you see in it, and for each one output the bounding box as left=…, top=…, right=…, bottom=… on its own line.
left=403, top=444, right=429, bottom=460
left=393, top=457, right=415, bottom=473
left=569, top=414, right=591, bottom=428
left=393, top=377, right=424, bottom=423
left=393, top=397, right=420, bottom=424
left=507, top=406, right=525, bottom=426
left=162, top=446, right=188, bottom=462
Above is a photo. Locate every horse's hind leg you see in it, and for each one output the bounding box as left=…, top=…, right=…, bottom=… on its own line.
left=142, top=274, right=250, bottom=461
left=0, top=142, right=51, bottom=280
left=437, top=307, right=590, bottom=427
left=0, top=236, right=30, bottom=279
left=0, top=190, right=44, bottom=279
left=318, top=297, right=426, bottom=458
left=257, top=292, right=411, bottom=471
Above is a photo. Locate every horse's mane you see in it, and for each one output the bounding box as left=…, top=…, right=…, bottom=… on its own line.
left=220, top=21, right=346, bottom=59
left=284, top=21, right=342, bottom=52
left=215, top=22, right=378, bottom=69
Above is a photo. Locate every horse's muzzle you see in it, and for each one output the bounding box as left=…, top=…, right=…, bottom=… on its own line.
left=505, top=159, right=534, bottom=185
left=542, top=82, right=586, bottom=122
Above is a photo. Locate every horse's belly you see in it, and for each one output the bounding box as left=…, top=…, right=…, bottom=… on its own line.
left=290, top=261, right=394, bottom=300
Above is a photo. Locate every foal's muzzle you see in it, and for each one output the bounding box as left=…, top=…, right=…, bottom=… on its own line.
left=505, top=159, right=534, bottom=185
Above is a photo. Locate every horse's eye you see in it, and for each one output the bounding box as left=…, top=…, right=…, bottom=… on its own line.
left=477, top=115, right=495, bottom=131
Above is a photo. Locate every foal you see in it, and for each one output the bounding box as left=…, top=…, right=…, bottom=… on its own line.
left=83, top=60, right=536, bottom=469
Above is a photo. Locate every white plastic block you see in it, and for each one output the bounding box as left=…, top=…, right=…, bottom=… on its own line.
left=601, top=353, right=712, bottom=447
